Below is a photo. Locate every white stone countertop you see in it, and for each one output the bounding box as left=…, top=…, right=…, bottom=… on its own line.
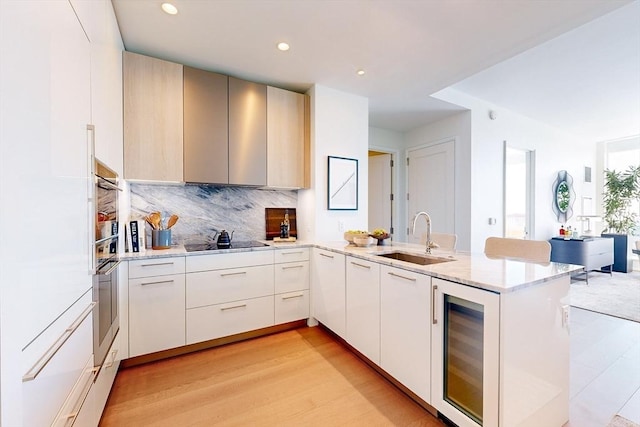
left=120, top=240, right=582, bottom=294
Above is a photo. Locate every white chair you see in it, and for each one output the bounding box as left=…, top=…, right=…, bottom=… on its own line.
left=419, top=232, right=457, bottom=251
left=484, top=237, right=551, bottom=263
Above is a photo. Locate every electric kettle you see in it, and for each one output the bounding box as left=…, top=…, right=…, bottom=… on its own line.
left=214, top=230, right=234, bottom=248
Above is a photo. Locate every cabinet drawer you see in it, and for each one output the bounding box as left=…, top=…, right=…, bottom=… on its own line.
left=23, top=297, right=94, bottom=427
left=186, top=264, right=274, bottom=309
left=129, top=274, right=186, bottom=357
left=275, top=290, right=309, bottom=324
left=186, top=250, right=274, bottom=273
left=274, top=247, right=309, bottom=263
left=186, top=295, right=274, bottom=344
left=94, top=330, right=121, bottom=419
left=274, top=261, right=309, bottom=294
left=129, top=257, right=185, bottom=279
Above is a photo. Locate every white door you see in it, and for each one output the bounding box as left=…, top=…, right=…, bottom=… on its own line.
left=368, top=153, right=392, bottom=234
left=407, top=140, right=455, bottom=244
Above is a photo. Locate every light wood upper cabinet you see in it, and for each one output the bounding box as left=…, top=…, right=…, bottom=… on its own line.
left=183, top=66, right=229, bottom=184
left=229, top=77, right=267, bottom=186
left=123, top=51, right=183, bottom=181
left=267, top=86, right=310, bottom=188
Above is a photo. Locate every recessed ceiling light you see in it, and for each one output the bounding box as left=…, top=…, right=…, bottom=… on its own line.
left=357, top=69, right=365, bottom=76
left=161, top=2, right=178, bottom=15
left=277, top=42, right=290, bottom=51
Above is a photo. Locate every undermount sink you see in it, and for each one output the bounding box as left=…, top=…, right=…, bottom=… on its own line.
left=375, top=251, right=454, bottom=266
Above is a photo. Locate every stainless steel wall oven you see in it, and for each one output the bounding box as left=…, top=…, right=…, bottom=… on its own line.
left=93, top=158, right=121, bottom=368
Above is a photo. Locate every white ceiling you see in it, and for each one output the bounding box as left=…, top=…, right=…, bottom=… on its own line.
left=111, top=0, right=637, bottom=138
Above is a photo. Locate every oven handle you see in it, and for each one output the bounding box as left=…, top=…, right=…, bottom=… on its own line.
left=96, top=177, right=123, bottom=192
left=98, top=260, right=121, bottom=276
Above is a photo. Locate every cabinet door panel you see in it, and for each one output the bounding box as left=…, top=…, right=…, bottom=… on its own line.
left=380, top=266, right=431, bottom=402
left=186, top=295, right=274, bottom=344
left=228, top=77, right=266, bottom=185
left=346, top=257, right=380, bottom=364
left=274, top=261, right=309, bottom=294
left=129, top=274, right=186, bottom=357
left=186, top=264, right=274, bottom=308
left=311, top=249, right=346, bottom=337
left=267, top=86, right=306, bottom=188
left=275, top=291, right=309, bottom=324
left=123, top=51, right=183, bottom=181
left=184, top=66, right=229, bottom=184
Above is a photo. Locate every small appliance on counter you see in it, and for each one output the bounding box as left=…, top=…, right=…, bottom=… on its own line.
left=265, top=208, right=297, bottom=241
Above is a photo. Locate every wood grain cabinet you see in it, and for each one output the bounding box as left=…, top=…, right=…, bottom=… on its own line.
left=267, top=86, right=310, bottom=188
left=229, top=77, right=267, bottom=186
left=123, top=51, right=183, bottom=182
left=183, top=66, right=229, bottom=184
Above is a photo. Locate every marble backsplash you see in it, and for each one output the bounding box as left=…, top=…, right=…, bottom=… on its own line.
left=129, top=183, right=298, bottom=246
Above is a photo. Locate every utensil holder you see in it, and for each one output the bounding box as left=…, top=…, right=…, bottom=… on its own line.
left=152, top=229, right=171, bottom=250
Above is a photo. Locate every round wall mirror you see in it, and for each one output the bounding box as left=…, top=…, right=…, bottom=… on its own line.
left=552, top=170, right=575, bottom=222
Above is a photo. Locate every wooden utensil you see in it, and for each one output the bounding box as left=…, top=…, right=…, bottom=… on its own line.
left=146, top=212, right=161, bottom=230
left=167, top=214, right=179, bottom=229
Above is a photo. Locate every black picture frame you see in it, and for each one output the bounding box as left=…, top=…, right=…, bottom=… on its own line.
left=327, top=156, right=358, bottom=210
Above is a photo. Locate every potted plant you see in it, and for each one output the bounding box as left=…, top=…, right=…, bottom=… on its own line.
left=601, top=165, right=640, bottom=272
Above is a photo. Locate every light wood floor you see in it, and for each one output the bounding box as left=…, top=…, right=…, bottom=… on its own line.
left=100, top=326, right=445, bottom=426
left=101, top=309, right=640, bottom=427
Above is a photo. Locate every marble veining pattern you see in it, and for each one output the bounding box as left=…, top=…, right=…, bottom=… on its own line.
left=130, top=184, right=297, bottom=245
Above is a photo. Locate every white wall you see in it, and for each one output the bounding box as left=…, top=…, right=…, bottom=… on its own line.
left=369, top=126, right=404, bottom=240
left=298, top=85, right=369, bottom=242
left=434, top=88, right=596, bottom=253
left=403, top=111, right=472, bottom=250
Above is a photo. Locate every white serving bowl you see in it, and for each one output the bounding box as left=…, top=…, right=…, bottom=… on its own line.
left=344, top=231, right=369, bottom=244
left=353, top=236, right=375, bottom=247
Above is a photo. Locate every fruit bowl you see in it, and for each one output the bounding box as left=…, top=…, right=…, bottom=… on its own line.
left=369, top=229, right=391, bottom=245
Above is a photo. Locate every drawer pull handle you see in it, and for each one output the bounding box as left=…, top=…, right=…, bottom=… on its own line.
left=60, top=364, right=99, bottom=424
left=387, top=271, right=416, bottom=282
left=282, top=293, right=304, bottom=300
left=282, top=265, right=304, bottom=270
left=141, top=262, right=174, bottom=267
left=220, top=271, right=247, bottom=277
left=432, top=284, right=438, bottom=324
left=140, top=280, right=174, bottom=286
left=23, top=302, right=96, bottom=382
left=221, top=303, right=247, bottom=311
left=350, top=261, right=371, bottom=269
left=281, top=251, right=304, bottom=255
left=319, top=253, right=334, bottom=259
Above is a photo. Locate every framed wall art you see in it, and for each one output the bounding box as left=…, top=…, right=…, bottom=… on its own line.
left=327, top=156, right=358, bottom=210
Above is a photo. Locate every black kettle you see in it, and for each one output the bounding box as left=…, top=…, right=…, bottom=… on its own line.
left=215, top=229, right=234, bottom=248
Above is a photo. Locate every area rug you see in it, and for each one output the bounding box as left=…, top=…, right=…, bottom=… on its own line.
left=570, top=271, right=640, bottom=323
left=608, top=415, right=640, bottom=427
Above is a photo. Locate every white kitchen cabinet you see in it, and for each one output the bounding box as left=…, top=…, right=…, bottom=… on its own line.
left=267, top=86, right=310, bottom=188
left=1, top=0, right=94, bottom=424
left=93, top=329, right=122, bottom=421
left=128, top=258, right=186, bottom=357
left=311, top=248, right=346, bottom=337
left=274, top=248, right=310, bottom=323
left=123, top=51, right=183, bottom=182
left=380, top=265, right=431, bottom=403
left=346, top=256, right=381, bottom=364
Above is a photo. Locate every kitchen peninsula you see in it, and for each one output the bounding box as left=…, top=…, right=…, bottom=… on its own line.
left=120, top=241, right=580, bottom=427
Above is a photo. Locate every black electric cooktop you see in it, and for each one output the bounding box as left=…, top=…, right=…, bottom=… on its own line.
left=184, top=241, right=269, bottom=252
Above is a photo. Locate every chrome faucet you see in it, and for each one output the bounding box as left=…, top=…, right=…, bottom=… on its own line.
left=412, top=211, right=438, bottom=254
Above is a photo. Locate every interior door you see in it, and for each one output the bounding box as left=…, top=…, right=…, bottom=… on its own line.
left=368, top=152, right=392, bottom=234
left=407, top=140, right=455, bottom=244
